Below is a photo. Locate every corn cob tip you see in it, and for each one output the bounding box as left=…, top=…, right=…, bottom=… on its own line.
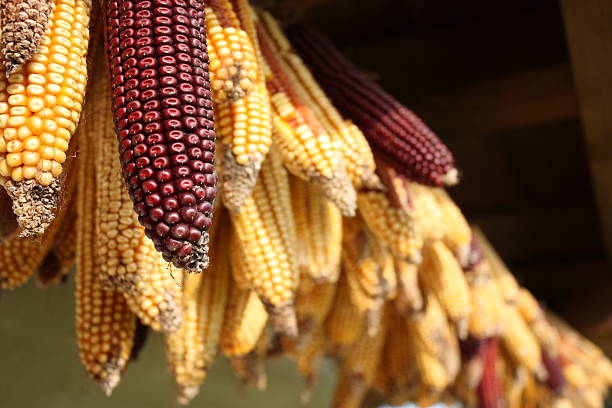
left=4, top=178, right=60, bottom=238
left=457, top=317, right=469, bottom=340
left=177, top=385, right=200, bottom=405
left=97, top=362, right=124, bottom=396
left=268, top=303, right=298, bottom=339
left=163, top=232, right=210, bottom=273
left=231, top=353, right=268, bottom=390
left=0, top=188, right=18, bottom=241
left=318, top=174, right=357, bottom=217
left=219, top=148, right=261, bottom=213
left=440, top=168, right=459, bottom=186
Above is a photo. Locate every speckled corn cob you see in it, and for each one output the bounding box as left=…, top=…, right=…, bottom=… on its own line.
left=290, top=175, right=342, bottom=283
left=216, top=80, right=272, bottom=212
left=0, top=0, right=91, bottom=237
left=288, top=25, right=457, bottom=187
left=220, top=282, right=268, bottom=357
left=90, top=60, right=182, bottom=332
left=75, top=102, right=135, bottom=395
left=229, top=150, right=298, bottom=338
left=204, top=0, right=258, bottom=102
left=258, top=26, right=357, bottom=216
left=104, top=0, right=216, bottom=272
left=357, top=190, right=422, bottom=263
left=165, top=217, right=230, bottom=404
left=420, top=240, right=472, bottom=338
left=1, top=0, right=52, bottom=75
left=332, top=309, right=387, bottom=408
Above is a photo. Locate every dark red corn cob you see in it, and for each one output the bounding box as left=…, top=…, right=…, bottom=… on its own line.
left=103, top=0, right=216, bottom=272
left=542, top=351, right=566, bottom=393
left=477, top=337, right=502, bottom=408
left=287, top=25, right=458, bottom=187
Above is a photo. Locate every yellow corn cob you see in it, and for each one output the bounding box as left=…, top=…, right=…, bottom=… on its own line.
left=467, top=276, right=504, bottom=339
left=260, top=11, right=380, bottom=191
left=165, top=219, right=230, bottom=404
left=293, top=278, right=337, bottom=347
left=325, top=274, right=363, bottom=351
left=474, top=227, right=520, bottom=304
left=230, top=149, right=298, bottom=338
left=291, top=325, right=326, bottom=390
left=499, top=303, right=543, bottom=376
left=0, top=0, right=91, bottom=237
left=407, top=293, right=460, bottom=388
left=230, top=327, right=269, bottom=390
left=332, top=310, right=387, bottom=408
left=516, top=288, right=544, bottom=324
left=394, top=259, right=424, bottom=316
left=231, top=0, right=267, bottom=78
left=431, top=188, right=471, bottom=265
left=358, top=190, right=422, bottom=262
left=205, top=1, right=258, bottom=102
left=221, top=282, right=268, bottom=357
left=258, top=24, right=357, bottom=216
left=343, top=225, right=395, bottom=335
left=216, top=80, right=272, bottom=212
left=0, top=155, right=76, bottom=289
left=409, top=182, right=444, bottom=241
left=75, top=98, right=135, bottom=395
left=291, top=175, right=342, bottom=283
left=89, top=58, right=181, bottom=332
left=419, top=240, right=472, bottom=338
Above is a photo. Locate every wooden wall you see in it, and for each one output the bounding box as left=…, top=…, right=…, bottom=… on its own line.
left=276, top=0, right=612, bottom=349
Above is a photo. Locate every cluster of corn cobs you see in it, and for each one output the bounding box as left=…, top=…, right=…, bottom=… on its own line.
left=0, top=0, right=611, bottom=407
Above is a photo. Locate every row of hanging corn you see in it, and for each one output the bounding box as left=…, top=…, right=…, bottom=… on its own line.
left=0, top=0, right=610, bottom=406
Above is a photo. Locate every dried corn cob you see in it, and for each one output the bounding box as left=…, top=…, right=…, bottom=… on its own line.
left=260, top=12, right=381, bottom=191
left=104, top=0, right=216, bottom=272
left=420, top=241, right=472, bottom=338
left=204, top=0, right=258, bottom=101
left=499, top=303, right=543, bottom=377
left=165, top=217, right=230, bottom=404
left=287, top=25, right=457, bottom=187
left=542, top=350, right=565, bottom=393
left=216, top=80, right=272, bottom=211
left=291, top=175, right=342, bottom=283
left=477, top=338, right=502, bottom=408
left=0, top=0, right=52, bottom=75
left=409, top=182, right=444, bottom=241
left=221, top=282, right=268, bottom=357
left=357, top=190, right=422, bottom=263
left=290, top=324, right=326, bottom=390
left=293, top=278, right=336, bottom=347
left=325, top=274, right=363, bottom=351
left=332, top=310, right=387, bottom=408
left=394, top=259, right=424, bottom=316
left=467, top=276, right=504, bottom=339
left=75, top=103, right=135, bottom=395
left=0, top=156, right=76, bottom=289
left=258, top=27, right=357, bottom=216
left=431, top=188, right=471, bottom=265
left=0, top=0, right=91, bottom=237
left=230, top=149, right=298, bottom=338
left=89, top=58, right=181, bottom=332
left=230, top=327, right=269, bottom=390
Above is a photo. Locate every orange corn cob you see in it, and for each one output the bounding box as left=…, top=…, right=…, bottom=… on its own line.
left=325, top=273, right=363, bottom=351
left=394, top=259, right=424, bottom=316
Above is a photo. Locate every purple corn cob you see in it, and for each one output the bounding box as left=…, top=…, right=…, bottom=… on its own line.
left=542, top=351, right=566, bottom=393
left=287, top=25, right=457, bottom=187
left=104, top=0, right=216, bottom=272
left=477, top=337, right=502, bottom=408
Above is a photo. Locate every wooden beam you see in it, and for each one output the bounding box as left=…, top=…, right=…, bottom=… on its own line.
left=560, top=0, right=612, bottom=259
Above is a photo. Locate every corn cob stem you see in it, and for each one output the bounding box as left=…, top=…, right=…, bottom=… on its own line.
left=0, top=0, right=52, bottom=75
left=104, top=0, right=216, bottom=272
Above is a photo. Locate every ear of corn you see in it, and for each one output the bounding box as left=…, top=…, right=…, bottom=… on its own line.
left=358, top=190, right=422, bottom=263
left=290, top=324, right=326, bottom=391
left=221, top=282, right=268, bottom=357
left=90, top=55, right=182, bottom=332
left=467, top=275, right=504, bottom=339
left=431, top=188, right=471, bottom=266
left=258, top=20, right=357, bottom=217
left=104, top=0, right=216, bottom=272
left=229, top=327, right=269, bottom=390
left=420, top=241, right=472, bottom=338
left=229, top=149, right=298, bottom=338
left=216, top=80, right=272, bottom=212
left=75, top=97, right=135, bottom=395
left=165, top=216, right=230, bottom=404
left=204, top=0, right=258, bottom=102
left=477, top=338, right=502, bottom=408
left=332, top=309, right=387, bottom=408
left=499, top=303, right=543, bottom=377
left=394, top=259, right=424, bottom=316
left=325, top=273, right=363, bottom=351
left=0, top=0, right=91, bottom=237
left=287, top=25, right=457, bottom=187
left=293, top=278, right=337, bottom=348
left=290, top=175, right=342, bottom=283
